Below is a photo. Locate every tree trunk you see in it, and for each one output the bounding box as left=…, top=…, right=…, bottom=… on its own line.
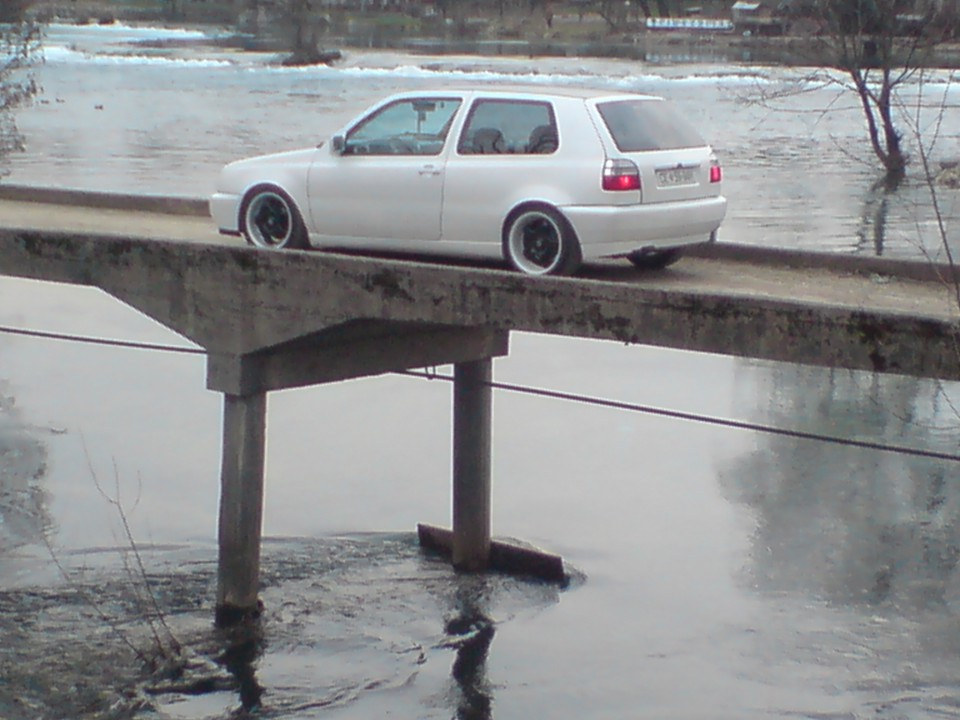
left=850, top=67, right=906, bottom=185
left=165, top=0, right=185, bottom=21
left=0, top=0, right=31, bottom=22
left=876, top=68, right=906, bottom=180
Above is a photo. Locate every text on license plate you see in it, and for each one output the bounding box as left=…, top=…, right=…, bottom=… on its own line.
left=656, top=166, right=698, bottom=187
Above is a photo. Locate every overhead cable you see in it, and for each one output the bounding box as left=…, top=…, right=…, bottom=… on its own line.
left=400, top=373, right=960, bottom=463
left=3, top=324, right=958, bottom=463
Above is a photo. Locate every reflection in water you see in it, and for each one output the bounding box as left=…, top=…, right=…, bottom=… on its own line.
left=444, top=575, right=496, bottom=720
left=723, top=363, right=960, bottom=611
left=716, top=363, right=960, bottom=719
left=857, top=176, right=897, bottom=255
left=0, top=381, right=54, bottom=553
left=217, top=622, right=265, bottom=712
left=0, top=534, right=563, bottom=718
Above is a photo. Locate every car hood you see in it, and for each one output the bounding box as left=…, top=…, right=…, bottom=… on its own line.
left=222, top=145, right=323, bottom=173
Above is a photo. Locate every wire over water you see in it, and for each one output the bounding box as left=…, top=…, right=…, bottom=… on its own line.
left=3, top=324, right=959, bottom=463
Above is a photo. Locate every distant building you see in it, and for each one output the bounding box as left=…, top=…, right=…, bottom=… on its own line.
left=645, top=16, right=735, bottom=30
left=731, top=0, right=788, bottom=34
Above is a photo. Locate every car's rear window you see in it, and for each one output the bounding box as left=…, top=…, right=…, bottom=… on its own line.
left=596, top=99, right=706, bottom=152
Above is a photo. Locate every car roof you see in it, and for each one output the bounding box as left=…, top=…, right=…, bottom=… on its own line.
left=390, top=85, right=663, bottom=103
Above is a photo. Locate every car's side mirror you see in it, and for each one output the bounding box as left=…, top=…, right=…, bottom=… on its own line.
left=332, top=135, right=345, bottom=154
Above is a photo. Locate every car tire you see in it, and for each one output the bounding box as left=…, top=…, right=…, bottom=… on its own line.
left=503, top=204, right=582, bottom=277
left=240, top=186, right=308, bottom=250
left=628, top=248, right=683, bottom=271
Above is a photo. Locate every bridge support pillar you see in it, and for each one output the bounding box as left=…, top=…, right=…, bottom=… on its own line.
left=418, top=355, right=566, bottom=583
left=207, top=324, right=512, bottom=625
left=452, top=358, right=493, bottom=571
left=215, top=390, right=267, bottom=627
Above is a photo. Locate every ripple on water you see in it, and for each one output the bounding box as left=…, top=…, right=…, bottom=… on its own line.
left=0, top=533, right=571, bottom=719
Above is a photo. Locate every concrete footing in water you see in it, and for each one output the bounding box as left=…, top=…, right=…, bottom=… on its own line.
left=417, top=524, right=566, bottom=584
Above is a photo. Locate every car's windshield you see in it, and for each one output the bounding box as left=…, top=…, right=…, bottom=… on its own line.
left=345, top=98, right=462, bottom=156
left=596, top=99, right=706, bottom=152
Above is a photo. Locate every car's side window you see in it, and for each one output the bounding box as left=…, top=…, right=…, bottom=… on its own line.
left=344, top=98, right=462, bottom=156
left=458, top=100, right=558, bottom=156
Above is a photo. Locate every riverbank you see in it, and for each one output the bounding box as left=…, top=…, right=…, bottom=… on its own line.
left=27, top=0, right=960, bottom=68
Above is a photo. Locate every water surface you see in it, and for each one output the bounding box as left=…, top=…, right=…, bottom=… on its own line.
left=2, top=24, right=960, bottom=720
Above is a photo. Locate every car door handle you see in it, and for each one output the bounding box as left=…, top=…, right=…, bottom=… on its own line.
left=418, top=165, right=442, bottom=177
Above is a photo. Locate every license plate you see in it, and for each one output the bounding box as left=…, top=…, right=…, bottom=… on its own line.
left=656, top=166, right=697, bottom=187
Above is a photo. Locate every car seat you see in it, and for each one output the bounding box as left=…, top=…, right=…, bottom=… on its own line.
left=470, top=127, right=507, bottom=154
left=526, top=124, right=558, bottom=154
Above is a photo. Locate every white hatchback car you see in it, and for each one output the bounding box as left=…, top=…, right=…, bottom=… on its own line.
left=211, top=87, right=726, bottom=276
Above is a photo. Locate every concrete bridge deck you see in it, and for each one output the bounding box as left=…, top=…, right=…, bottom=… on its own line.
left=0, top=193, right=957, bottom=381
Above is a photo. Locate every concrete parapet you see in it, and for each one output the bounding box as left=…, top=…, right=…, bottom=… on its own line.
left=2, top=184, right=959, bottom=284
left=0, top=183, right=209, bottom=217
left=686, top=242, right=960, bottom=284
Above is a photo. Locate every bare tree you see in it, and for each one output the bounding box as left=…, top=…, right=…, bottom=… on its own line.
left=276, top=0, right=332, bottom=65
left=232, top=0, right=334, bottom=65
left=596, top=0, right=652, bottom=29
left=0, top=0, right=40, bottom=171
left=809, top=0, right=958, bottom=184
left=164, top=0, right=186, bottom=21
left=0, top=0, right=32, bottom=23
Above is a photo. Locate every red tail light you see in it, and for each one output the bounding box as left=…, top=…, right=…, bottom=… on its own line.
left=709, top=162, right=722, bottom=183
left=603, top=158, right=640, bottom=192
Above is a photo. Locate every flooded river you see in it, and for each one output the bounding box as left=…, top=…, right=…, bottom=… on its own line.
left=2, top=23, right=960, bottom=720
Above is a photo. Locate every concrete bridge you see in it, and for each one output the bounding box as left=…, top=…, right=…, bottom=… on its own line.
left=1, top=188, right=958, bottom=623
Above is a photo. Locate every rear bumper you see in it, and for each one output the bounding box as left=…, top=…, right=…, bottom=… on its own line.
left=562, top=195, right=727, bottom=260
